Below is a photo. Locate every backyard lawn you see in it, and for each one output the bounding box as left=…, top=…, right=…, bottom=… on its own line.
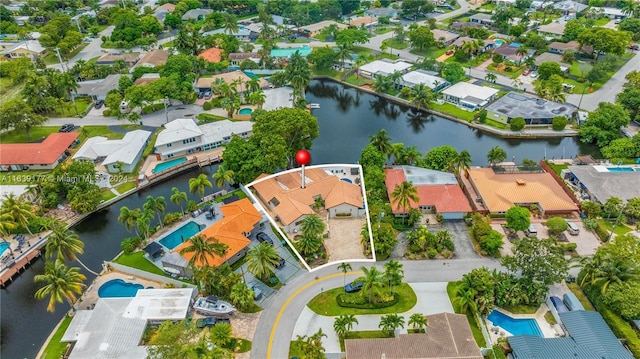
left=41, top=316, right=73, bottom=359
left=114, top=251, right=166, bottom=276
left=344, top=74, right=373, bottom=86
left=1, top=126, right=60, bottom=143
left=383, top=38, right=409, bottom=50
left=115, top=181, right=136, bottom=194
left=546, top=162, right=569, bottom=176
left=81, top=126, right=125, bottom=141
left=307, top=283, right=417, bottom=316
left=430, top=102, right=476, bottom=122
left=0, top=77, right=23, bottom=102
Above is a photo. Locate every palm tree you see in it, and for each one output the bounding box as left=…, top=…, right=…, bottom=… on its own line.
left=487, top=145, right=507, bottom=166
left=212, top=165, right=235, bottom=190
left=455, top=282, right=479, bottom=314
left=515, top=45, right=529, bottom=64
left=247, top=90, right=266, bottom=109
left=449, top=150, right=472, bottom=177
left=361, top=265, right=383, bottom=304
left=379, top=314, right=405, bottom=336
left=334, top=315, right=359, bottom=338
left=383, top=260, right=404, bottom=294
left=313, top=196, right=325, bottom=212
left=230, top=281, right=254, bottom=311
left=170, top=187, right=188, bottom=215
left=335, top=44, right=351, bottom=69
left=117, top=206, right=141, bottom=235
left=408, top=313, right=428, bottom=333
left=222, top=13, right=239, bottom=35
left=180, top=234, right=229, bottom=267
left=136, top=211, right=153, bottom=240
left=390, top=181, right=419, bottom=223
left=0, top=214, right=16, bottom=257
left=189, top=173, right=213, bottom=201
left=485, top=73, right=497, bottom=83
left=409, top=83, right=433, bottom=110
left=246, top=242, right=280, bottom=281
left=580, top=255, right=639, bottom=295
left=622, top=0, right=639, bottom=17
left=338, top=262, right=352, bottom=287
left=221, top=94, right=241, bottom=117
left=34, top=261, right=86, bottom=312
left=286, top=51, right=311, bottom=100
left=1, top=193, right=35, bottom=235
left=297, top=235, right=322, bottom=256
left=389, top=70, right=403, bottom=89
left=460, top=40, right=480, bottom=58
left=369, top=129, right=393, bottom=157
left=372, top=74, right=392, bottom=94
left=143, top=195, right=166, bottom=229
left=300, top=215, right=325, bottom=240
left=44, top=224, right=84, bottom=263
left=210, top=322, right=233, bottom=347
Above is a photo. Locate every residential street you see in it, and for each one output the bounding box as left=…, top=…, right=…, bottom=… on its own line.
left=252, top=258, right=504, bottom=359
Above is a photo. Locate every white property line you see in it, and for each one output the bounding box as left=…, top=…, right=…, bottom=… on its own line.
left=244, top=163, right=376, bottom=272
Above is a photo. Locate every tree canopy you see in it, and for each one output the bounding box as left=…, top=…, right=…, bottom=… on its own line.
left=505, top=206, right=531, bottom=231
left=579, top=102, right=630, bottom=148
left=502, top=237, right=569, bottom=285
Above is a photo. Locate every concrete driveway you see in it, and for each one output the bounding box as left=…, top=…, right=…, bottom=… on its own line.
left=441, top=221, right=480, bottom=259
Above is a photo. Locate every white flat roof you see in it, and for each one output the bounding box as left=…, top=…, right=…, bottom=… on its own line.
left=359, top=60, right=412, bottom=76
left=200, top=120, right=253, bottom=145
left=156, top=118, right=203, bottom=146
left=442, top=82, right=499, bottom=101
left=401, top=70, right=447, bottom=88
left=73, top=130, right=151, bottom=165
left=124, top=288, right=194, bottom=320
left=263, top=87, right=294, bottom=111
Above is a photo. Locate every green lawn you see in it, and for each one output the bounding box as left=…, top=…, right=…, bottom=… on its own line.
left=41, top=315, right=73, bottom=359
left=81, top=126, right=125, bottom=141
left=502, top=304, right=539, bottom=314
left=546, top=161, right=569, bottom=176
left=0, top=126, right=59, bottom=144
left=307, top=283, right=417, bottom=316
left=351, top=46, right=374, bottom=56
left=311, top=68, right=340, bottom=78
left=485, top=118, right=508, bottom=130
left=374, top=27, right=393, bottom=35
left=383, top=38, right=409, bottom=50
left=142, top=103, right=165, bottom=114
left=213, top=189, right=247, bottom=203
left=197, top=113, right=229, bottom=123
left=235, top=338, right=252, bottom=352
left=410, top=46, right=448, bottom=59
left=344, top=74, right=373, bottom=86
left=566, top=283, right=596, bottom=311
left=113, top=251, right=166, bottom=276
left=115, top=181, right=136, bottom=194
left=46, top=98, right=92, bottom=117
left=0, top=77, right=23, bottom=102
left=430, top=102, right=476, bottom=122
left=487, top=64, right=527, bottom=79
left=594, top=17, right=610, bottom=26
left=43, top=43, right=88, bottom=65
left=595, top=218, right=632, bottom=236
left=446, top=282, right=487, bottom=347
left=100, top=188, right=117, bottom=202
left=339, top=330, right=393, bottom=351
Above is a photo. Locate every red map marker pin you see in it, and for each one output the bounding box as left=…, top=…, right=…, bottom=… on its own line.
left=296, top=149, right=311, bottom=189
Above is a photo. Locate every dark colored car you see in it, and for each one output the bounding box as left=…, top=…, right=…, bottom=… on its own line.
left=196, top=317, right=230, bottom=328
left=256, top=232, right=274, bottom=245
left=344, top=281, right=364, bottom=293
left=275, top=256, right=285, bottom=269
left=59, top=124, right=74, bottom=132
left=204, top=90, right=212, bottom=100
left=251, top=285, right=263, bottom=300
left=94, top=100, right=104, bottom=109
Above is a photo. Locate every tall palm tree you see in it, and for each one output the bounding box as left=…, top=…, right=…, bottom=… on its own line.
left=335, top=44, right=351, bottom=70
left=230, top=281, right=254, bottom=311
left=389, top=70, right=403, bottom=89
left=580, top=255, right=639, bottom=295
left=136, top=210, right=153, bottom=240
left=286, top=51, right=311, bottom=100
left=334, top=315, right=359, bottom=338
left=180, top=234, right=228, bottom=267
left=212, top=165, right=235, bottom=190
left=34, top=261, right=86, bottom=312
left=372, top=74, right=392, bottom=94
left=485, top=73, right=497, bottom=83
left=515, top=46, right=529, bottom=64
left=409, top=83, right=433, bottom=110
left=189, top=173, right=213, bottom=201
left=390, top=181, right=419, bottom=223
left=118, top=206, right=141, bottom=235
left=487, top=145, right=507, bottom=166
left=247, top=90, right=266, bottom=109
left=246, top=242, right=280, bottom=281
left=460, top=40, right=480, bottom=58
left=222, top=13, right=239, bottom=35
left=622, top=0, right=639, bottom=18
left=338, top=262, right=352, bottom=286
left=361, top=265, right=383, bottom=304
left=44, top=224, right=84, bottom=263
left=297, top=235, right=322, bottom=256
left=455, top=282, right=479, bottom=314
left=369, top=129, right=393, bottom=157
left=1, top=193, right=36, bottom=235
left=300, top=215, right=325, bottom=240
left=378, top=313, right=405, bottom=336
left=143, top=195, right=166, bottom=228
left=170, top=187, right=188, bottom=215
left=383, top=260, right=404, bottom=294
left=449, top=150, right=472, bottom=177
left=408, top=313, right=428, bottom=333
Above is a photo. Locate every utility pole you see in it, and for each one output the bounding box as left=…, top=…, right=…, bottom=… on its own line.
left=164, top=96, right=169, bottom=124
left=54, top=47, right=67, bottom=72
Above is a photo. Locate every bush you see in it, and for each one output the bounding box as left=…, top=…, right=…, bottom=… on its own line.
left=552, top=116, right=567, bottom=131
left=337, top=292, right=399, bottom=309
left=103, top=109, right=112, bottom=116
left=441, top=249, right=453, bottom=259
left=559, top=242, right=577, bottom=252
left=163, top=212, right=181, bottom=226
left=546, top=217, right=568, bottom=235
left=510, top=117, right=526, bottom=131
left=427, top=248, right=437, bottom=259
left=477, top=109, right=487, bottom=123
left=594, top=222, right=610, bottom=242
left=202, top=101, right=213, bottom=110
left=121, top=237, right=142, bottom=253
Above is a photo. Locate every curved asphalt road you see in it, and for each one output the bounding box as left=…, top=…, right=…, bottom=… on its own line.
left=252, top=258, right=503, bottom=359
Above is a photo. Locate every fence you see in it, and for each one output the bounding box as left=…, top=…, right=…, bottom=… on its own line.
left=106, top=261, right=197, bottom=289
left=539, top=161, right=582, bottom=211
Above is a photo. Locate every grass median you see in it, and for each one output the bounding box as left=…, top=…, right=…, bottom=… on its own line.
left=307, top=283, right=417, bottom=316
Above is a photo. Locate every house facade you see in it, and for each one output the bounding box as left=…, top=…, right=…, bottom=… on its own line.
left=0, top=40, right=46, bottom=61
left=72, top=130, right=151, bottom=173
left=0, top=133, right=79, bottom=171
left=358, top=59, right=412, bottom=79
left=441, top=82, right=499, bottom=111
left=485, top=91, right=577, bottom=125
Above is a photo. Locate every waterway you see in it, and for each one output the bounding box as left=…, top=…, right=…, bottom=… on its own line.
left=0, top=79, right=598, bottom=359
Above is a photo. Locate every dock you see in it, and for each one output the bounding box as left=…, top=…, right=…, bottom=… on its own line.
left=0, top=248, right=43, bottom=288
left=198, top=155, right=222, bottom=167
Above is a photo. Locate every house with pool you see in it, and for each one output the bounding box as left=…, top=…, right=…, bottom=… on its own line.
left=563, top=165, right=640, bottom=203
left=384, top=166, right=472, bottom=220
left=485, top=92, right=578, bottom=125
left=441, top=82, right=499, bottom=111
left=154, top=118, right=252, bottom=160
left=73, top=130, right=151, bottom=173
left=194, top=70, right=269, bottom=96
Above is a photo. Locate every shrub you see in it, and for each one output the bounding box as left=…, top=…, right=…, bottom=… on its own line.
left=121, top=237, right=142, bottom=253
left=441, top=249, right=453, bottom=259
left=559, top=242, right=577, bottom=252
left=337, top=293, right=399, bottom=309
left=477, top=109, right=487, bottom=123
left=510, top=117, right=526, bottom=131
left=552, top=116, right=567, bottom=131
left=163, top=212, right=181, bottom=225
left=546, top=217, right=568, bottom=235
left=594, top=222, right=610, bottom=242
left=444, top=239, right=455, bottom=251
left=103, top=109, right=112, bottom=116
left=427, top=248, right=437, bottom=259
left=202, top=101, right=213, bottom=110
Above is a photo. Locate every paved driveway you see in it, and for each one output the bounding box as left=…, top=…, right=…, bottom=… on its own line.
left=441, top=221, right=479, bottom=259
left=249, top=225, right=304, bottom=285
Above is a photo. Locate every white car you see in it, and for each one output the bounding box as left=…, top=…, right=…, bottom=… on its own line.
left=530, top=72, right=538, bottom=78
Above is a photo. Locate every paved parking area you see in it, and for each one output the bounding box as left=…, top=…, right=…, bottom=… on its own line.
left=440, top=221, right=479, bottom=259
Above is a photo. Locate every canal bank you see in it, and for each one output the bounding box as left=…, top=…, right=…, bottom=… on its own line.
left=315, top=76, right=579, bottom=139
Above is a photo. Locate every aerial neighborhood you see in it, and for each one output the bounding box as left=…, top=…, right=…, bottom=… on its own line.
left=2, top=0, right=640, bottom=358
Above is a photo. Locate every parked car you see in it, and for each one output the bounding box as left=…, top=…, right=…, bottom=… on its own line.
left=530, top=71, right=538, bottom=78
left=94, top=99, right=104, bottom=109
left=522, top=68, right=531, bottom=76
left=251, top=285, right=263, bottom=300
left=196, top=317, right=230, bottom=328
left=629, top=44, right=639, bottom=51
left=204, top=90, right=212, bottom=100
left=59, top=124, right=74, bottom=132
left=256, top=232, right=274, bottom=245
left=445, top=49, right=455, bottom=55
left=275, top=256, right=285, bottom=269
left=197, top=92, right=204, bottom=99
left=344, top=281, right=364, bottom=293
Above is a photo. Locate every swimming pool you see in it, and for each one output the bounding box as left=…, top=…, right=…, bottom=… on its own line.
left=488, top=310, right=543, bottom=337
left=243, top=71, right=259, bottom=79
left=0, top=242, right=10, bottom=256
left=158, top=221, right=202, bottom=250
left=606, top=167, right=637, bottom=172
left=510, top=42, right=522, bottom=48
left=98, top=279, right=148, bottom=298
left=341, top=178, right=352, bottom=183
left=494, top=39, right=504, bottom=46
left=239, top=108, right=253, bottom=115
left=270, top=45, right=312, bottom=57
left=152, top=157, right=187, bottom=174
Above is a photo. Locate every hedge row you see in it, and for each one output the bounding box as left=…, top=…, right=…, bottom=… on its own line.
left=337, top=293, right=399, bottom=309
left=594, top=222, right=610, bottom=242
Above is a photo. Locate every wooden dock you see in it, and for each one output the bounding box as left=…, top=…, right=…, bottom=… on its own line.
left=0, top=249, right=42, bottom=288
left=198, top=155, right=221, bottom=167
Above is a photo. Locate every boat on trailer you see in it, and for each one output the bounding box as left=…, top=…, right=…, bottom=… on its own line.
left=193, top=296, right=236, bottom=316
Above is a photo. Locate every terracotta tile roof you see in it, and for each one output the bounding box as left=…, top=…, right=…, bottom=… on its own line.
left=195, top=70, right=269, bottom=93
left=154, top=3, right=175, bottom=12
left=467, top=167, right=579, bottom=213
left=345, top=313, right=483, bottom=359
left=252, top=167, right=363, bottom=226
left=198, top=47, right=222, bottom=63
left=348, top=16, right=377, bottom=27
left=384, top=168, right=471, bottom=214
left=135, top=49, right=169, bottom=67
left=172, top=198, right=260, bottom=267
left=0, top=132, right=79, bottom=166
left=228, top=52, right=259, bottom=60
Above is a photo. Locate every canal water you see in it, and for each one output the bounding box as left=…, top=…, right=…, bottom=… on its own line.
left=0, top=79, right=597, bottom=359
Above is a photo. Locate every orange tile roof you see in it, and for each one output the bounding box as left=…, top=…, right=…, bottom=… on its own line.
left=252, top=167, right=363, bottom=226
left=467, top=167, right=579, bottom=213
left=384, top=168, right=471, bottom=214
left=155, top=3, right=175, bottom=12
left=348, top=16, right=377, bottom=27
left=0, top=132, right=79, bottom=166
left=198, top=47, right=222, bottom=63
left=172, top=198, right=260, bottom=267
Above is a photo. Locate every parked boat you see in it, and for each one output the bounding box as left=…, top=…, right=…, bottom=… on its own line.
left=193, top=296, right=236, bottom=315
left=309, top=103, right=320, bottom=109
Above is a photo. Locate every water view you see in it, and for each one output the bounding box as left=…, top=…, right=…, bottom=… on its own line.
left=0, top=80, right=598, bottom=358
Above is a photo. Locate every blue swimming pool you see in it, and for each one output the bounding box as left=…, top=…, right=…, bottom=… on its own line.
left=152, top=157, right=187, bottom=174
left=239, top=108, right=253, bottom=115
left=488, top=310, right=543, bottom=337
left=158, top=221, right=202, bottom=250
left=98, top=279, right=147, bottom=298
left=606, top=167, right=636, bottom=172
left=510, top=42, right=522, bottom=48
left=494, top=39, right=504, bottom=46
left=341, top=178, right=352, bottom=183
left=243, top=71, right=259, bottom=79
left=0, top=242, right=10, bottom=256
